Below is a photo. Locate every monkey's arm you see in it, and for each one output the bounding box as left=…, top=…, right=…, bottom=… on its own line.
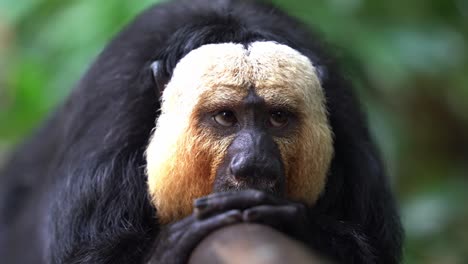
left=45, top=157, right=157, bottom=263
left=147, top=211, right=243, bottom=264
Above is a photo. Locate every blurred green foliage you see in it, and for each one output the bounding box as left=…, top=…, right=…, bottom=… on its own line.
left=0, top=0, right=467, bottom=263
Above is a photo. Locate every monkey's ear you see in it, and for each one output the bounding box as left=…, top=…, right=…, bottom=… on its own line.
left=315, top=65, right=328, bottom=86
left=151, top=60, right=160, bottom=78
left=150, top=60, right=167, bottom=98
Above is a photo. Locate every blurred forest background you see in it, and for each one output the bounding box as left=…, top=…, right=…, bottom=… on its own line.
left=0, top=0, right=467, bottom=263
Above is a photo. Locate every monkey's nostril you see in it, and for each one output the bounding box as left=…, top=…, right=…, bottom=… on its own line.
left=229, top=153, right=283, bottom=185
left=229, top=155, right=249, bottom=180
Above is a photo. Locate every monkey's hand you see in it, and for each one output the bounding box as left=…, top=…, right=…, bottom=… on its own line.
left=147, top=209, right=242, bottom=264
left=194, top=189, right=308, bottom=238
left=194, top=190, right=376, bottom=264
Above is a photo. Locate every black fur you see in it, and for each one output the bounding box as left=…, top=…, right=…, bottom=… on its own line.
left=0, top=0, right=403, bottom=263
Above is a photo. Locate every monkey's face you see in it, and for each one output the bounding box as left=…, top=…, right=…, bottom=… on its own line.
left=146, top=42, right=333, bottom=224
left=210, top=89, right=289, bottom=196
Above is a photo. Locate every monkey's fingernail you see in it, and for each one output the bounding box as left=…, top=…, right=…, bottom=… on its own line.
left=195, top=197, right=207, bottom=203
left=194, top=200, right=208, bottom=209
left=226, top=210, right=242, bottom=222
left=193, top=208, right=208, bottom=220
left=194, top=208, right=203, bottom=219
left=242, top=211, right=257, bottom=221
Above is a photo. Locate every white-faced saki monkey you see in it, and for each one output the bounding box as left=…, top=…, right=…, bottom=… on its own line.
left=0, top=0, right=403, bottom=263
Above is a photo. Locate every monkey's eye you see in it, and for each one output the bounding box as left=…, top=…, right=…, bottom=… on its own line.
left=269, top=111, right=289, bottom=128
left=213, top=110, right=237, bottom=127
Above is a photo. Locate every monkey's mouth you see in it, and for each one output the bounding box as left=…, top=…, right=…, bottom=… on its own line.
left=216, top=175, right=285, bottom=196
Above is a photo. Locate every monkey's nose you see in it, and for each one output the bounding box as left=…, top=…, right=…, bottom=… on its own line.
left=229, top=154, right=254, bottom=181
left=229, top=153, right=281, bottom=183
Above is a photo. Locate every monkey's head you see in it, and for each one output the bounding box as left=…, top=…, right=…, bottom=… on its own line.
left=146, top=41, right=333, bottom=224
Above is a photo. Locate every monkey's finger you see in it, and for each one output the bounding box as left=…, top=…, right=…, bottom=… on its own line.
left=194, top=190, right=282, bottom=219
left=169, top=214, right=196, bottom=230
left=196, top=189, right=275, bottom=202
left=242, top=205, right=300, bottom=229
left=178, top=209, right=242, bottom=252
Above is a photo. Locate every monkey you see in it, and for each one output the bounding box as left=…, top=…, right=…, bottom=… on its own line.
left=0, top=0, right=403, bottom=264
